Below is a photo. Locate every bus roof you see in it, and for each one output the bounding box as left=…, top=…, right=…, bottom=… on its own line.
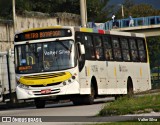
left=16, top=25, right=145, bottom=38
left=19, top=25, right=63, bottom=33
left=75, top=27, right=145, bottom=38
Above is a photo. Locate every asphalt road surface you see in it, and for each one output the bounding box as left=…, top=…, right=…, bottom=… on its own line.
left=0, top=97, right=115, bottom=125
left=0, top=96, right=159, bottom=125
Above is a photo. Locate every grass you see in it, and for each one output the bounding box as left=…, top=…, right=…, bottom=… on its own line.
left=98, top=93, right=160, bottom=116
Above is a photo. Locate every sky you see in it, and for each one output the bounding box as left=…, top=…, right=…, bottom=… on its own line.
left=108, top=0, right=160, bottom=9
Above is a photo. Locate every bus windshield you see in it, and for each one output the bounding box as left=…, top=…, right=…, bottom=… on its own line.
left=15, top=40, right=77, bottom=74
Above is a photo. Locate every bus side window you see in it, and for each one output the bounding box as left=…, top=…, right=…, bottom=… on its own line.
left=83, top=35, right=95, bottom=60
left=129, top=39, right=139, bottom=61
left=137, top=39, right=144, bottom=50
left=93, top=36, right=104, bottom=60
left=120, top=38, right=130, bottom=61
left=105, top=49, right=112, bottom=60
left=94, top=36, right=102, bottom=47
left=137, top=39, right=147, bottom=62
left=131, top=50, right=139, bottom=61
left=113, top=49, right=122, bottom=60
left=112, top=37, right=122, bottom=60
left=103, top=36, right=113, bottom=60
left=139, top=51, right=146, bottom=62
left=95, top=49, right=100, bottom=59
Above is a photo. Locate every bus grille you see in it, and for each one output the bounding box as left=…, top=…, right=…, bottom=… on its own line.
left=33, top=88, right=60, bottom=96
left=30, top=82, right=61, bottom=87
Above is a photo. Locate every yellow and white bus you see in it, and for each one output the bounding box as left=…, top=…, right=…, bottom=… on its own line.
left=14, top=26, right=151, bottom=108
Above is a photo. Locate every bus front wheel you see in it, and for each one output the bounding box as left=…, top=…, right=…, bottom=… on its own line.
left=34, top=98, right=45, bottom=108
left=83, top=84, right=95, bottom=105
left=72, top=84, right=95, bottom=105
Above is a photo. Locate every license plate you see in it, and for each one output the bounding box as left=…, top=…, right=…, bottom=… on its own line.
left=41, top=89, right=51, bottom=94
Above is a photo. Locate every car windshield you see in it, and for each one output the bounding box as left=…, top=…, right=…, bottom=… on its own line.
left=15, top=40, right=77, bottom=74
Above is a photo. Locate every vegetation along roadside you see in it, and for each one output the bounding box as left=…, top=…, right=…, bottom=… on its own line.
left=98, top=93, right=160, bottom=116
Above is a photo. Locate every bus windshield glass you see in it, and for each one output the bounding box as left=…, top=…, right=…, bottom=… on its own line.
left=15, top=40, right=77, bottom=74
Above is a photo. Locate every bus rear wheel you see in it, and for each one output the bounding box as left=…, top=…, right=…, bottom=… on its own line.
left=34, top=98, right=45, bottom=108
left=127, top=78, right=133, bottom=97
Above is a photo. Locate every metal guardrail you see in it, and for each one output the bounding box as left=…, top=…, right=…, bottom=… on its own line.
left=87, top=16, right=160, bottom=30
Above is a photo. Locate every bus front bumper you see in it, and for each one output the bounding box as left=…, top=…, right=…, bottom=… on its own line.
left=16, top=81, right=80, bottom=100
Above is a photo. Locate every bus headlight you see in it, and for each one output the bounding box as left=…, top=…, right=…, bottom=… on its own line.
left=68, top=79, right=72, bottom=83
left=63, top=73, right=77, bottom=86
left=16, top=79, right=29, bottom=89
left=18, top=83, right=29, bottom=89
left=72, top=76, right=76, bottom=80
left=67, top=74, right=76, bottom=84
left=63, top=81, right=66, bottom=85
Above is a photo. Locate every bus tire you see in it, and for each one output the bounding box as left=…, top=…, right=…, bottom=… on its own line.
left=83, top=84, right=95, bottom=105
left=34, top=99, right=45, bottom=108
left=72, top=84, right=95, bottom=105
left=127, top=78, right=133, bottom=97
left=72, top=97, right=83, bottom=105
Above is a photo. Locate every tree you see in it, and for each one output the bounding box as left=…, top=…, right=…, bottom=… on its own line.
left=115, top=0, right=160, bottom=19
left=147, top=37, right=160, bottom=68
left=0, top=0, right=110, bottom=22
left=86, top=0, right=109, bottom=22
left=128, top=4, right=160, bottom=18
left=0, top=0, right=12, bottom=19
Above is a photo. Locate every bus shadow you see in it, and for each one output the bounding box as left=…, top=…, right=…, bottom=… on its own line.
left=0, top=97, right=115, bottom=111
left=45, top=97, right=115, bottom=109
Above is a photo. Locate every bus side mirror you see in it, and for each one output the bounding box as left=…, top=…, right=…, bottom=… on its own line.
left=77, top=42, right=85, bottom=55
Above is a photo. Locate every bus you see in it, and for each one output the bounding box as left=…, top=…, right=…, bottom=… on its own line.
left=14, top=26, right=151, bottom=108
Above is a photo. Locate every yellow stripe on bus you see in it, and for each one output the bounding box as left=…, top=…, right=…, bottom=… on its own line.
left=114, top=67, right=117, bottom=77
left=19, top=72, right=71, bottom=85
left=144, top=36, right=150, bottom=63
left=87, top=67, right=90, bottom=76
left=140, top=67, right=142, bottom=77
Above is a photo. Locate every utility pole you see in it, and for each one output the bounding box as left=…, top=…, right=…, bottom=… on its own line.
left=118, top=4, right=124, bottom=18
left=121, top=4, right=124, bottom=18
left=80, top=0, right=87, bottom=27
left=12, top=0, right=16, bottom=33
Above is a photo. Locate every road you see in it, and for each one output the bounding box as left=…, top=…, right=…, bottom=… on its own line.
left=0, top=97, right=115, bottom=125
left=0, top=96, right=159, bottom=125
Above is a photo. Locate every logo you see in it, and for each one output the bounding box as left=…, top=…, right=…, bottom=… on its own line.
left=43, top=83, right=48, bottom=86
left=2, top=117, right=11, bottom=122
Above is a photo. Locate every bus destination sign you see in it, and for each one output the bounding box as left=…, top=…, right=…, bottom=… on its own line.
left=15, top=29, right=72, bottom=42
